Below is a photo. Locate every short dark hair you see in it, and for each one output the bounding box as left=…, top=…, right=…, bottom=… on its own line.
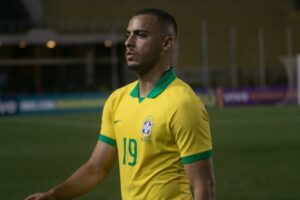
left=133, top=8, right=177, bottom=37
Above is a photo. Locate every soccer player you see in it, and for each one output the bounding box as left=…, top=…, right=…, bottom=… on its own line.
left=25, top=8, right=216, bottom=200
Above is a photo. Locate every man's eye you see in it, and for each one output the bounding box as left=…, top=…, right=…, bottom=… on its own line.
left=137, top=33, right=146, bottom=37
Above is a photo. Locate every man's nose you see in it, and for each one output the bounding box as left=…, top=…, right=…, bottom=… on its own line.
left=125, top=35, right=135, bottom=47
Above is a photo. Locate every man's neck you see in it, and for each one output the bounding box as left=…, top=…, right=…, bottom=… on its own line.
left=137, top=65, right=170, bottom=98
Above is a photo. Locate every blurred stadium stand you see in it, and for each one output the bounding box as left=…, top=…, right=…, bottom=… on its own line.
left=0, top=0, right=126, bottom=96
left=1, top=0, right=300, bottom=108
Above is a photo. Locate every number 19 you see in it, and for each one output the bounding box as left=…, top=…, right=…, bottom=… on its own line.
left=123, top=137, right=137, bottom=166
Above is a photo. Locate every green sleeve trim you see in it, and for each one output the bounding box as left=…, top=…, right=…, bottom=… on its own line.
left=181, top=150, right=213, bottom=164
left=99, top=134, right=117, bottom=147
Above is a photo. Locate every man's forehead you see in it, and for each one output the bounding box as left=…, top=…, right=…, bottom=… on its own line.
left=127, top=14, right=159, bottom=31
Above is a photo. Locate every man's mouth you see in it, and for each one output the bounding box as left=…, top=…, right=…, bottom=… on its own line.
left=126, top=51, right=137, bottom=60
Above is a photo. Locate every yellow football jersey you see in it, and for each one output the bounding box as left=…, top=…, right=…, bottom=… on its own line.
left=99, top=68, right=213, bottom=200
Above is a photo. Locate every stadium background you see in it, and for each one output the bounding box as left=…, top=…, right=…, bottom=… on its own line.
left=0, top=0, right=300, bottom=199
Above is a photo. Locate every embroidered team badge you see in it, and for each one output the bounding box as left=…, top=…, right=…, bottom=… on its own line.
left=141, top=115, right=154, bottom=140
left=142, top=121, right=153, bottom=136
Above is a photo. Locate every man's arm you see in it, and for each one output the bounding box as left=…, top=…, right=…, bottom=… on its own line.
left=184, top=157, right=216, bottom=200
left=25, top=141, right=117, bottom=200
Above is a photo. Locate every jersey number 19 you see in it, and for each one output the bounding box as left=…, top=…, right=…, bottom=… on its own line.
left=123, top=137, right=137, bottom=166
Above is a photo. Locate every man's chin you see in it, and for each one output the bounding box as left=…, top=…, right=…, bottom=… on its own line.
left=126, top=63, right=139, bottom=71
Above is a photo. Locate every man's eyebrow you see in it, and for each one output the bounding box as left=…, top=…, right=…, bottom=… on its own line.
left=127, top=29, right=149, bottom=34
left=133, top=29, right=148, bottom=33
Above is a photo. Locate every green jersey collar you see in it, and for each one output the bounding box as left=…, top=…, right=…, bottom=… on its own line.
left=130, top=67, right=176, bottom=100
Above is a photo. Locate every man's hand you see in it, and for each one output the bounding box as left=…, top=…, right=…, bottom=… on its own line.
left=24, top=192, right=55, bottom=200
left=184, top=157, right=216, bottom=200
left=24, top=141, right=117, bottom=200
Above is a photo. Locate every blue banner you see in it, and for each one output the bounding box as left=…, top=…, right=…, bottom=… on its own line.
left=0, top=97, right=19, bottom=116
left=0, top=93, right=109, bottom=115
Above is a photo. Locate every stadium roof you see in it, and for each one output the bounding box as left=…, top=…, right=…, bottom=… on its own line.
left=0, top=29, right=124, bottom=45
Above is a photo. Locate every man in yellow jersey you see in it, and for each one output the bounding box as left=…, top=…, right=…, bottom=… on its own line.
left=25, top=8, right=216, bottom=200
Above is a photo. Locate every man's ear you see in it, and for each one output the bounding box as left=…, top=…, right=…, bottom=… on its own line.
left=162, top=36, right=175, bottom=51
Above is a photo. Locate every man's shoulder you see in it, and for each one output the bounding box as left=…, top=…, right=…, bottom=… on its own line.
left=168, top=78, right=197, bottom=99
left=166, top=78, right=205, bottom=107
left=108, top=81, right=137, bottom=100
left=165, top=79, right=207, bottom=118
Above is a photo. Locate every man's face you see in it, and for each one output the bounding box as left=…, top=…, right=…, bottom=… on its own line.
left=125, top=14, right=164, bottom=74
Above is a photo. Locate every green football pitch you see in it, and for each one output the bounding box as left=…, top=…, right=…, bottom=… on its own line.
left=1, top=106, right=300, bottom=200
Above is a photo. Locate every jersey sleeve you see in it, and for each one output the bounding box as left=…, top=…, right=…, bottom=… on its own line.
left=99, top=94, right=117, bottom=147
left=170, top=97, right=213, bottom=164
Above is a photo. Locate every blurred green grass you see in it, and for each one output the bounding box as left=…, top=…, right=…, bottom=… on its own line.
left=0, top=106, right=300, bottom=200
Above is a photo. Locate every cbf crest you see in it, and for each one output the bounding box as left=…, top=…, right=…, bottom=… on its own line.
left=141, top=115, right=154, bottom=142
